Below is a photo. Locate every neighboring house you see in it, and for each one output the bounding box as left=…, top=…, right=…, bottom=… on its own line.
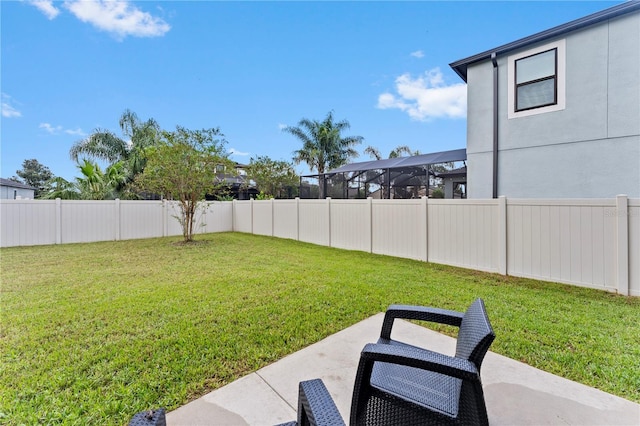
left=434, top=166, right=467, bottom=199
left=0, top=178, right=36, bottom=200
left=211, top=163, right=259, bottom=200
left=450, top=1, right=640, bottom=198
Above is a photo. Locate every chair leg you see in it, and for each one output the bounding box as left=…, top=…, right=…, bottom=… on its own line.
left=129, top=408, right=166, bottom=426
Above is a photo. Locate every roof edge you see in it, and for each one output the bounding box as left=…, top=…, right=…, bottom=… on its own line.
left=0, top=178, right=37, bottom=190
left=303, top=148, right=467, bottom=177
left=449, top=1, right=640, bottom=82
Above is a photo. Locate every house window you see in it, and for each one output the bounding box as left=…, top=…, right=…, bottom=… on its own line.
left=515, top=49, right=557, bottom=111
left=507, top=39, right=565, bottom=119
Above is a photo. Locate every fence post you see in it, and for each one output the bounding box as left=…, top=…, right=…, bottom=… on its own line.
left=498, top=196, right=508, bottom=275
left=616, top=194, right=629, bottom=296
left=250, top=199, right=254, bottom=235
left=162, top=199, right=168, bottom=237
left=422, top=196, right=429, bottom=262
left=114, top=199, right=121, bottom=241
left=367, top=197, right=373, bottom=253
left=271, top=198, right=275, bottom=237
left=295, top=197, right=300, bottom=241
left=326, top=197, right=332, bottom=247
left=232, top=199, right=236, bottom=232
left=55, top=198, right=62, bottom=245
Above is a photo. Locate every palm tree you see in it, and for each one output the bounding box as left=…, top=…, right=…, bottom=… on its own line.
left=41, top=177, right=81, bottom=200
left=283, top=111, right=363, bottom=198
left=69, top=109, right=160, bottom=185
left=364, top=145, right=421, bottom=160
left=41, top=161, right=128, bottom=200
left=363, top=145, right=422, bottom=198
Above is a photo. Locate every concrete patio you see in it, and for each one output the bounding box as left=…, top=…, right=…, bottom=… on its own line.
left=167, top=313, right=639, bottom=425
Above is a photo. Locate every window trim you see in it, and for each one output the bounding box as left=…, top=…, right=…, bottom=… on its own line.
left=508, top=40, right=565, bottom=119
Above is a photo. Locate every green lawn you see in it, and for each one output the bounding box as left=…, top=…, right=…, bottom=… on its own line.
left=1, top=232, right=638, bottom=425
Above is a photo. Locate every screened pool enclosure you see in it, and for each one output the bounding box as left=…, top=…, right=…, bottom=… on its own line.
left=300, top=148, right=467, bottom=199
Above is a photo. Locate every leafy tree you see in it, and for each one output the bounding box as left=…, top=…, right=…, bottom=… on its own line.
left=283, top=111, right=363, bottom=198
left=14, top=159, right=54, bottom=197
left=254, top=191, right=272, bottom=200
left=245, top=156, right=299, bottom=199
left=430, top=162, right=456, bottom=173
left=431, top=188, right=445, bottom=198
left=69, top=109, right=160, bottom=186
left=135, top=126, right=233, bottom=243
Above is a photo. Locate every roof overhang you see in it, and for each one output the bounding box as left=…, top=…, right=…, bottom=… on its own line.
left=304, top=148, right=466, bottom=177
left=0, top=178, right=37, bottom=190
left=449, top=1, right=640, bottom=82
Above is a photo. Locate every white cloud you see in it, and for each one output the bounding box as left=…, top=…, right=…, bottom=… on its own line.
left=27, top=0, right=61, bottom=20
left=2, top=93, right=22, bottom=118
left=278, top=123, right=287, bottom=130
left=2, top=103, right=22, bottom=118
left=377, top=68, right=467, bottom=121
left=39, top=122, right=85, bottom=136
left=229, top=148, right=250, bottom=156
left=63, top=0, right=171, bottom=39
left=410, top=50, right=425, bottom=58
left=40, top=123, right=63, bottom=134
left=65, top=128, right=87, bottom=136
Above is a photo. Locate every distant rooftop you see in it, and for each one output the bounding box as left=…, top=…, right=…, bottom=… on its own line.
left=318, top=148, right=467, bottom=176
left=0, top=178, right=37, bottom=190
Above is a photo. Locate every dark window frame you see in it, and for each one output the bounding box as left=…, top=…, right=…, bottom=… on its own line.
left=514, top=48, right=558, bottom=112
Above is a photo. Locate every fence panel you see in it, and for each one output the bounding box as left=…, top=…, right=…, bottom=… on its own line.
left=507, top=199, right=617, bottom=292
left=372, top=199, right=427, bottom=261
left=204, top=201, right=233, bottom=233
left=298, top=199, right=330, bottom=246
left=330, top=199, right=371, bottom=252
left=233, top=201, right=253, bottom=233
left=120, top=201, right=165, bottom=240
left=60, top=201, right=117, bottom=244
left=164, top=201, right=188, bottom=237
left=0, top=200, right=57, bottom=247
left=273, top=199, right=298, bottom=240
left=428, top=199, right=500, bottom=272
left=252, top=200, right=274, bottom=236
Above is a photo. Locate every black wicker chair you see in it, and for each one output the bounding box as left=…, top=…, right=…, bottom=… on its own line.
left=280, top=298, right=495, bottom=426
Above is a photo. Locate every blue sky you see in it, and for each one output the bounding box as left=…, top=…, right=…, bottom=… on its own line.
left=1, top=0, right=622, bottom=181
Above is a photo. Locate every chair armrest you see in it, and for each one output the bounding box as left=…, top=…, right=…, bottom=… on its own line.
left=361, top=342, right=479, bottom=382
left=380, top=304, right=464, bottom=340
left=296, top=379, right=346, bottom=426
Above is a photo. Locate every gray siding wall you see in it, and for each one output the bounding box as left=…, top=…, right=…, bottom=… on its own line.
left=466, top=12, right=640, bottom=198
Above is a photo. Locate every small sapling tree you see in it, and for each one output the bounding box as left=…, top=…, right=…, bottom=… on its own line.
left=136, top=126, right=234, bottom=242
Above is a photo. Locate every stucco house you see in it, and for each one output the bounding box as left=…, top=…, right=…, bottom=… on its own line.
left=0, top=178, right=36, bottom=199
left=450, top=1, right=640, bottom=199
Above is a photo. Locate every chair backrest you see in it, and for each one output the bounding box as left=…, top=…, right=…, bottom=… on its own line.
left=454, top=298, right=495, bottom=371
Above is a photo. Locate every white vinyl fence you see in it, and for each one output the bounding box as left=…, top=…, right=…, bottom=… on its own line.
left=0, top=199, right=233, bottom=246
left=230, top=196, right=638, bottom=297
left=1, top=196, right=637, bottom=296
